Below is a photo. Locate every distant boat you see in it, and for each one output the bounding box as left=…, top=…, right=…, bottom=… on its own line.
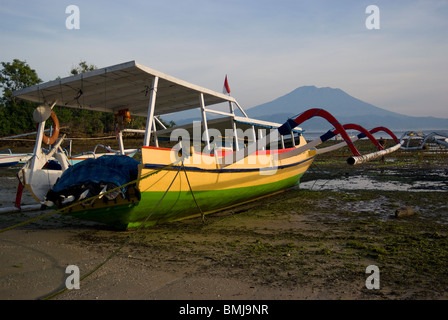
left=12, top=61, right=402, bottom=229
left=0, top=149, right=31, bottom=167
left=66, top=144, right=138, bottom=165
left=400, top=131, right=448, bottom=150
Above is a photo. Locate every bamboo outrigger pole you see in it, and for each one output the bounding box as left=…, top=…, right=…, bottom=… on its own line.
left=221, top=108, right=403, bottom=167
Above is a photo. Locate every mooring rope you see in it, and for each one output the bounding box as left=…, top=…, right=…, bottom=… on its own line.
left=0, top=161, right=178, bottom=234
left=181, top=161, right=205, bottom=222
left=41, top=163, right=182, bottom=300
left=306, top=161, right=349, bottom=191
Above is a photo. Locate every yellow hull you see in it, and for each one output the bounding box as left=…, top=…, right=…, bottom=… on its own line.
left=21, top=138, right=316, bottom=229
left=127, top=138, right=316, bottom=228
left=138, top=144, right=316, bottom=194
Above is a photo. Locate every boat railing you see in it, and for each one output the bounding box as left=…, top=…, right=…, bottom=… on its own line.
left=0, top=148, right=13, bottom=155
left=92, top=144, right=116, bottom=155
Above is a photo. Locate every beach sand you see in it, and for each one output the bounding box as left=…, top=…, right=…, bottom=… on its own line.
left=1, top=149, right=448, bottom=301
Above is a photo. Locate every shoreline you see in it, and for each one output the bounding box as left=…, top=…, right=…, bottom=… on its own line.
left=1, top=147, right=447, bottom=300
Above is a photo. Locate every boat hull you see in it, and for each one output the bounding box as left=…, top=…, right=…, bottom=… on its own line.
left=0, top=154, right=31, bottom=167
left=65, top=143, right=316, bottom=229
left=129, top=170, right=307, bottom=228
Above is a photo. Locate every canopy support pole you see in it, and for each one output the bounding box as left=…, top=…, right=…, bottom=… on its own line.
left=144, top=76, right=159, bottom=147
left=118, top=131, right=125, bottom=155
left=199, top=93, right=211, bottom=152
left=229, top=102, right=239, bottom=151
left=152, top=118, right=159, bottom=148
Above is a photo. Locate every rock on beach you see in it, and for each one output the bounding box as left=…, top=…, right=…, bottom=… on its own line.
left=394, top=206, right=415, bottom=218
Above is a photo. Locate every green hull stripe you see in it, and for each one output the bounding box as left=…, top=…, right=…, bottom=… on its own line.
left=68, top=173, right=304, bottom=229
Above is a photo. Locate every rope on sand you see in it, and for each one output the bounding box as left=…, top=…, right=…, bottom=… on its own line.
left=41, top=164, right=182, bottom=300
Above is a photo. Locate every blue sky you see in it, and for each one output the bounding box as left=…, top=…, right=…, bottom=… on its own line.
left=1, top=0, right=447, bottom=118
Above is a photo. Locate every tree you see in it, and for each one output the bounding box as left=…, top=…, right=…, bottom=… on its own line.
left=0, top=59, right=41, bottom=105
left=0, top=59, right=42, bottom=135
left=70, top=61, right=97, bottom=75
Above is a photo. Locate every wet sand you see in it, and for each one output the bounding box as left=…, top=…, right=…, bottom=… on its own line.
left=1, top=146, right=448, bottom=302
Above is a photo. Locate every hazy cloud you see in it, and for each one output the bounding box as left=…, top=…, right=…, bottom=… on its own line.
left=1, top=0, right=447, bottom=117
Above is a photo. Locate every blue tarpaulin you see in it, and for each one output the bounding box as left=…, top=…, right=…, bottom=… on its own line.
left=52, top=155, right=139, bottom=193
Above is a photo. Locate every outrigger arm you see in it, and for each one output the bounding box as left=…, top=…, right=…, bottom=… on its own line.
left=27, top=103, right=68, bottom=170
left=220, top=108, right=403, bottom=167
left=17, top=103, right=70, bottom=202
left=221, top=108, right=359, bottom=167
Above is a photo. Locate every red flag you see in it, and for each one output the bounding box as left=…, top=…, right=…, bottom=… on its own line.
left=223, top=75, right=231, bottom=95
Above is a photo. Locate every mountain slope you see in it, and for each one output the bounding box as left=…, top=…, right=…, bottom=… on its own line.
left=246, top=86, right=447, bottom=131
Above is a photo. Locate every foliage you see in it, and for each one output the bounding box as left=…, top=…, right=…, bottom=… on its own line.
left=0, top=59, right=42, bottom=135
left=70, top=61, right=96, bottom=75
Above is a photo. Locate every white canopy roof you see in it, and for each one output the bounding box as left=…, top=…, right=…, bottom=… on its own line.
left=12, top=61, right=236, bottom=117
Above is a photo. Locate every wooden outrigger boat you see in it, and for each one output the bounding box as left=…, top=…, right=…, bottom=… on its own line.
left=400, top=131, right=448, bottom=151
left=0, top=149, right=31, bottom=167
left=12, top=61, right=402, bottom=229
